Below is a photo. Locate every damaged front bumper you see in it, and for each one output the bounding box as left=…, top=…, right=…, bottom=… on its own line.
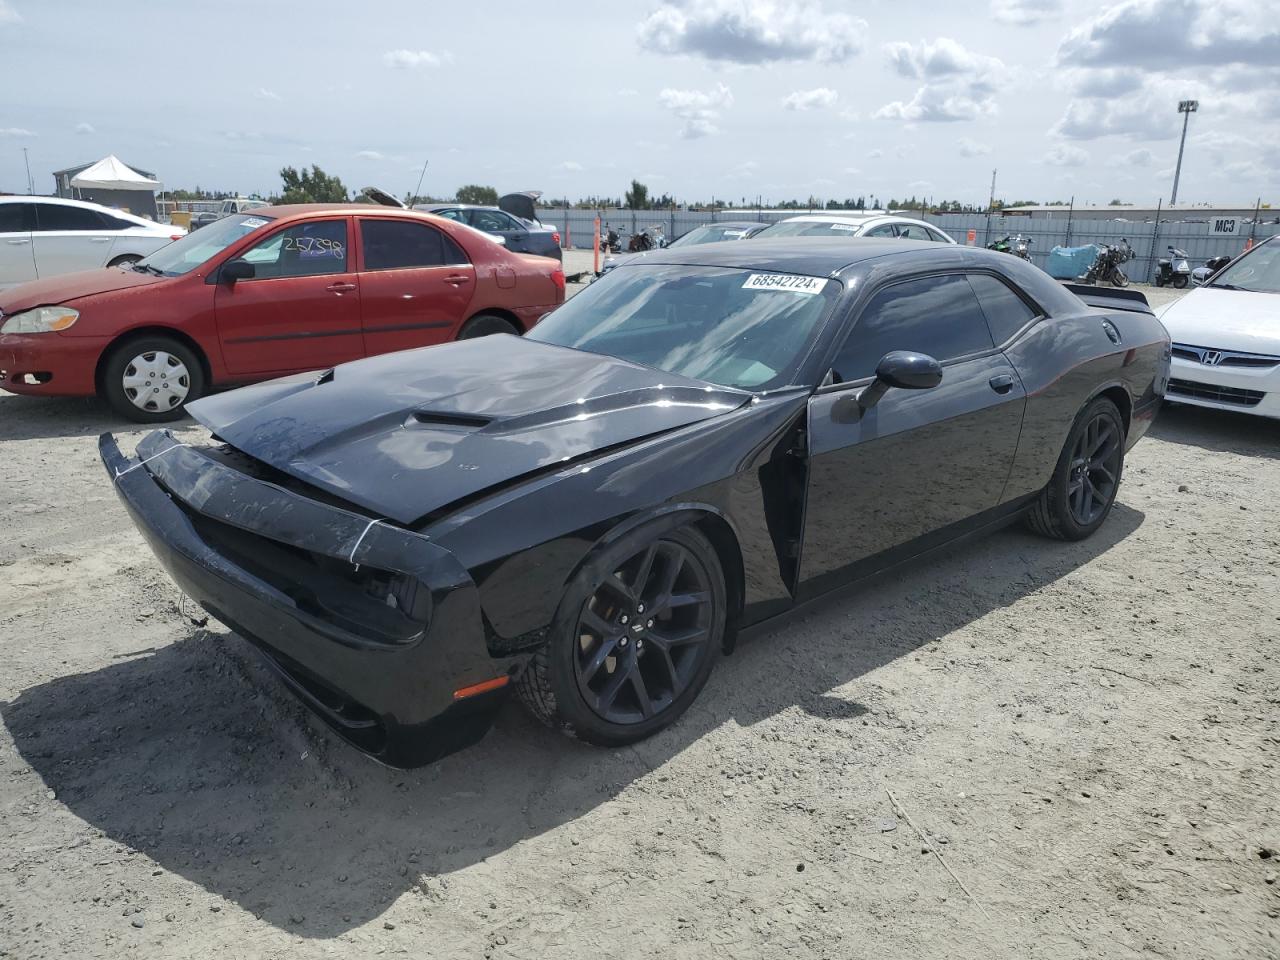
left=100, top=430, right=525, bottom=767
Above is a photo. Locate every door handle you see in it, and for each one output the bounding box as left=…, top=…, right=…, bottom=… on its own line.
left=444, top=274, right=471, bottom=285
left=989, top=374, right=1015, bottom=394
left=6, top=238, right=30, bottom=244
left=90, top=237, right=112, bottom=242
left=326, top=281, right=357, bottom=293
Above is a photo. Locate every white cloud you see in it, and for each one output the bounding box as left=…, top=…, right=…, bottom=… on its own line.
left=382, top=49, right=452, bottom=69
left=658, top=82, right=733, bottom=138
left=74, top=122, right=94, bottom=135
left=638, top=0, right=867, bottom=65
left=616, top=88, right=639, bottom=97
left=1051, top=91, right=1183, bottom=140
left=908, top=179, right=934, bottom=191
left=843, top=166, right=861, bottom=175
left=876, top=38, right=1003, bottom=122
left=867, top=148, right=884, bottom=159
left=782, top=87, right=838, bottom=111
left=0, top=1, right=20, bottom=25
left=255, top=87, right=281, bottom=101
left=559, top=160, right=583, bottom=171
left=1057, top=0, right=1279, bottom=71
left=1120, top=147, right=1155, bottom=166
left=356, top=150, right=386, bottom=160
left=0, top=127, right=34, bottom=136
left=1043, top=144, right=1090, bottom=166
left=990, top=0, right=1061, bottom=24
left=957, top=137, right=991, bottom=157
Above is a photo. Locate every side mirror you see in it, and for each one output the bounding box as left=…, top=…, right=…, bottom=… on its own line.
left=222, top=259, right=255, bottom=282
left=858, top=351, right=943, bottom=411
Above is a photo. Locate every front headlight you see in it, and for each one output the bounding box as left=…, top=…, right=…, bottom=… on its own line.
left=0, top=306, right=80, bottom=334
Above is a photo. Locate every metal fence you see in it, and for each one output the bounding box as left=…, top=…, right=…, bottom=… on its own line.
left=544, top=207, right=1280, bottom=283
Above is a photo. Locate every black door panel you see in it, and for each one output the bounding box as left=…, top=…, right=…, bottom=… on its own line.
left=799, top=352, right=1026, bottom=600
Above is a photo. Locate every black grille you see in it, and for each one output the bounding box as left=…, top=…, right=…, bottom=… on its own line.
left=1171, top=343, right=1280, bottom=369
left=1167, top=378, right=1265, bottom=407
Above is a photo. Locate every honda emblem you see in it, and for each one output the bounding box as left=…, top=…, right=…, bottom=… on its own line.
left=1202, top=350, right=1223, bottom=365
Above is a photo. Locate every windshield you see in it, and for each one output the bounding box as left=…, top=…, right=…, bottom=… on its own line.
left=754, top=220, right=867, bottom=238
left=669, top=224, right=756, bottom=247
left=1210, top=239, right=1280, bottom=294
left=527, top=264, right=839, bottom=391
left=136, top=213, right=274, bottom=276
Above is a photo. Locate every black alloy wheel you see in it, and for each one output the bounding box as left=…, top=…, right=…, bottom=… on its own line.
left=1026, top=396, right=1126, bottom=541
left=573, top=539, right=714, bottom=725
left=1066, top=412, right=1122, bottom=526
left=516, top=521, right=725, bottom=746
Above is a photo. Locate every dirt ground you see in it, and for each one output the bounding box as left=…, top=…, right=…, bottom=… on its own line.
left=2, top=280, right=1278, bottom=959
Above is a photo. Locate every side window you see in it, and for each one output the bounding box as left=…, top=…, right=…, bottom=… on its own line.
left=361, top=219, right=468, bottom=270
left=863, top=224, right=896, bottom=238
left=468, top=209, right=514, bottom=232
left=967, top=273, right=1039, bottom=344
left=0, top=203, right=35, bottom=232
left=34, top=204, right=108, bottom=231
left=926, top=227, right=952, bottom=243
left=898, top=224, right=934, bottom=241
left=238, top=220, right=347, bottom=279
left=833, top=274, right=995, bottom=382
left=101, top=213, right=139, bottom=230
left=435, top=209, right=465, bottom=222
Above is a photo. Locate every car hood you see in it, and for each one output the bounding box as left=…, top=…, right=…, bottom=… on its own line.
left=0, top=267, right=165, bottom=313
left=1158, top=287, right=1280, bottom=353
left=188, top=335, right=750, bottom=525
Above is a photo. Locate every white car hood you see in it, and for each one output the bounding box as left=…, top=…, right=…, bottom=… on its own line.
left=1159, top=287, right=1280, bottom=354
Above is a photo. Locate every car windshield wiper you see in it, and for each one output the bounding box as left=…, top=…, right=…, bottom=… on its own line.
left=1211, top=282, right=1252, bottom=292
left=136, top=263, right=165, bottom=276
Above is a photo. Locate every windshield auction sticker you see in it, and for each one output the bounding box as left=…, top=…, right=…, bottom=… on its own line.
left=241, top=217, right=268, bottom=229
left=742, top=273, right=828, bottom=295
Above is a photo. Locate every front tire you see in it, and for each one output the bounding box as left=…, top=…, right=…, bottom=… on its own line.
left=1026, top=396, right=1125, bottom=541
left=458, top=313, right=519, bottom=339
left=101, top=336, right=204, bottom=423
left=516, top=520, right=725, bottom=746
left=1172, top=274, right=1188, bottom=289
left=1110, top=267, right=1129, bottom=287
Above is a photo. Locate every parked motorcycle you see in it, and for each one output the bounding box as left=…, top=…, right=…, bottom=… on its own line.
left=1192, top=254, right=1233, bottom=286
left=627, top=224, right=667, bottom=252
left=1083, top=238, right=1133, bottom=287
left=599, top=225, right=621, bottom=254
left=987, top=234, right=1033, bottom=260
left=1153, top=246, right=1192, bottom=288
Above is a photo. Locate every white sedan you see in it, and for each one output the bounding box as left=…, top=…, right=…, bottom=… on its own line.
left=1158, top=236, right=1280, bottom=419
left=753, top=212, right=956, bottom=244
left=0, top=196, right=184, bottom=289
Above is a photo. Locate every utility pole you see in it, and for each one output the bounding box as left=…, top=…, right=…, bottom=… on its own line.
left=987, top=168, right=997, bottom=211
left=1170, top=99, right=1198, bottom=206
left=23, top=147, right=33, bottom=195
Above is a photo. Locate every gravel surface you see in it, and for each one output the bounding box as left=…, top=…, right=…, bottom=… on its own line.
left=2, top=281, right=1278, bottom=959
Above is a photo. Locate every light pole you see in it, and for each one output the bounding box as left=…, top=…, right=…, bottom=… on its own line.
left=1170, top=99, right=1198, bottom=206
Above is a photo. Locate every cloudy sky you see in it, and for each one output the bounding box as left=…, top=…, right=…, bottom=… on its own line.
left=1, top=0, right=1276, bottom=207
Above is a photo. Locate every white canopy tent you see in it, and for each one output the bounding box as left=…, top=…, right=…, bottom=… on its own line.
left=70, top=155, right=162, bottom=192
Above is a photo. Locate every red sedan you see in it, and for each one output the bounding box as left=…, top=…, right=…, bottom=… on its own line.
left=0, top=204, right=565, bottom=421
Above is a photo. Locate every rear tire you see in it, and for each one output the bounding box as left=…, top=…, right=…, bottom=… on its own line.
left=101, top=335, right=204, bottom=423
left=516, top=520, right=724, bottom=747
left=1172, top=274, right=1188, bottom=289
left=458, top=313, right=519, bottom=339
left=1110, top=267, right=1129, bottom=287
left=1026, top=396, right=1125, bottom=541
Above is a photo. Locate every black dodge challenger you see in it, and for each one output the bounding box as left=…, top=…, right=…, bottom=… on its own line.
left=102, top=239, right=1171, bottom=766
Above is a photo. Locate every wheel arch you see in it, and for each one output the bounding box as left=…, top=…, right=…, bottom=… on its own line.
left=462, top=307, right=523, bottom=335
left=95, top=326, right=213, bottom=395
left=1093, top=382, right=1132, bottom=435
left=566, top=503, right=747, bottom=654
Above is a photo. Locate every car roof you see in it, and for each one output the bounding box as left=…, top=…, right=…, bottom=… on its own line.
left=0, top=193, right=158, bottom=226
left=630, top=237, right=964, bottom=276
left=251, top=203, right=444, bottom=219
left=418, top=203, right=502, bottom=212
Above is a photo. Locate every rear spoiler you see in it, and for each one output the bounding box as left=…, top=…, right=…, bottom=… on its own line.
left=1061, top=282, right=1153, bottom=315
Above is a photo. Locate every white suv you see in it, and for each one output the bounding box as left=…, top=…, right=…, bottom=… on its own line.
left=0, top=196, right=184, bottom=289
left=754, top=213, right=956, bottom=244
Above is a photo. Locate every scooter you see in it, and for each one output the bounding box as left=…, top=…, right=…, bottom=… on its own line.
left=1192, top=254, right=1232, bottom=286
left=1153, top=246, right=1191, bottom=288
